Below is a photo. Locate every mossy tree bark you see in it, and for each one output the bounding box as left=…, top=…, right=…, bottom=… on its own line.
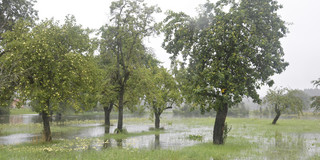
left=272, top=107, right=281, bottom=125
left=117, top=87, right=125, bottom=133
left=154, top=111, right=161, bottom=129
left=104, top=102, right=113, bottom=134
left=213, top=103, right=228, bottom=144
left=42, top=109, right=52, bottom=142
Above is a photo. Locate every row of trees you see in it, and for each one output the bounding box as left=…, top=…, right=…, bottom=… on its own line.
left=0, top=0, right=180, bottom=142
left=1, top=0, right=318, bottom=145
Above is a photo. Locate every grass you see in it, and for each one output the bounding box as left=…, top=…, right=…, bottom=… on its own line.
left=0, top=120, right=107, bottom=136
left=0, top=116, right=319, bottom=159
left=0, top=136, right=255, bottom=160
left=102, top=130, right=164, bottom=140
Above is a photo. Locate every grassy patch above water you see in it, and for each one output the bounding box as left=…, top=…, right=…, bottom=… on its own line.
left=187, top=134, right=203, bottom=141
left=171, top=117, right=320, bottom=133
left=102, top=130, right=163, bottom=140
left=0, top=135, right=255, bottom=160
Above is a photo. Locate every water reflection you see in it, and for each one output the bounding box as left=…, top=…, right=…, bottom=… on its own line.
left=116, top=138, right=123, bottom=148
left=0, top=116, right=9, bottom=124
left=154, top=134, right=160, bottom=149
left=257, top=131, right=311, bottom=160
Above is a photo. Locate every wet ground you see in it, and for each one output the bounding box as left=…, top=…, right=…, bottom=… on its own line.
left=0, top=113, right=319, bottom=159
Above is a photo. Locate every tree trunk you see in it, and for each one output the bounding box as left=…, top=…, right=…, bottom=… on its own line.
left=155, top=112, right=160, bottom=129
left=213, top=102, right=228, bottom=144
left=104, top=102, right=113, bottom=134
left=42, top=110, right=52, bottom=142
left=272, top=109, right=281, bottom=125
left=117, top=88, right=124, bottom=133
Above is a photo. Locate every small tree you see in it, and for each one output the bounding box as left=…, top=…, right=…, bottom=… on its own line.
left=144, top=67, right=180, bottom=129
left=99, top=0, right=161, bottom=133
left=0, top=17, right=97, bottom=141
left=264, top=88, right=304, bottom=124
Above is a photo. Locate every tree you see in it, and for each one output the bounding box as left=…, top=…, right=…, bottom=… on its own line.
left=0, top=16, right=98, bottom=141
left=264, top=88, right=305, bottom=124
left=311, top=79, right=320, bottom=111
left=0, top=0, right=38, bottom=111
left=99, top=0, right=161, bottom=133
left=95, top=54, right=118, bottom=134
left=144, top=67, right=180, bottom=129
left=162, top=0, right=288, bottom=144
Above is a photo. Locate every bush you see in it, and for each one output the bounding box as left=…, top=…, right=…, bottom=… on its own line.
left=228, top=104, right=249, bottom=117
left=173, top=103, right=250, bottom=117
left=173, top=104, right=215, bottom=117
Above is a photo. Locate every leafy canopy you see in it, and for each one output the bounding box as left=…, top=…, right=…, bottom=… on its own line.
left=162, top=0, right=288, bottom=111
left=311, top=79, right=320, bottom=111
left=0, top=0, right=38, bottom=42
left=0, top=0, right=38, bottom=108
left=0, top=16, right=98, bottom=113
left=99, top=0, right=161, bottom=109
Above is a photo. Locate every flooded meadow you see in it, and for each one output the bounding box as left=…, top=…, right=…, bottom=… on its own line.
left=0, top=113, right=319, bottom=159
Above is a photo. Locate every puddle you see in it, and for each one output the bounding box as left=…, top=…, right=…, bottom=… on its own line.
left=237, top=131, right=320, bottom=159
left=0, top=133, right=40, bottom=145
left=64, top=125, right=212, bottom=151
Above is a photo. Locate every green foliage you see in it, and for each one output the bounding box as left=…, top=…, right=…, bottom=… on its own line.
left=0, top=105, right=9, bottom=115
left=99, top=0, right=161, bottom=105
left=0, top=16, right=98, bottom=114
left=0, top=0, right=38, bottom=111
left=162, top=0, right=288, bottom=112
left=0, top=0, right=38, bottom=41
left=311, top=96, right=320, bottom=111
left=311, top=79, right=320, bottom=111
left=99, top=0, right=161, bottom=130
left=187, top=134, right=203, bottom=141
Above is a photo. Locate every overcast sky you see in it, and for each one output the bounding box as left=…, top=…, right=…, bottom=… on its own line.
left=35, top=0, right=320, bottom=96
